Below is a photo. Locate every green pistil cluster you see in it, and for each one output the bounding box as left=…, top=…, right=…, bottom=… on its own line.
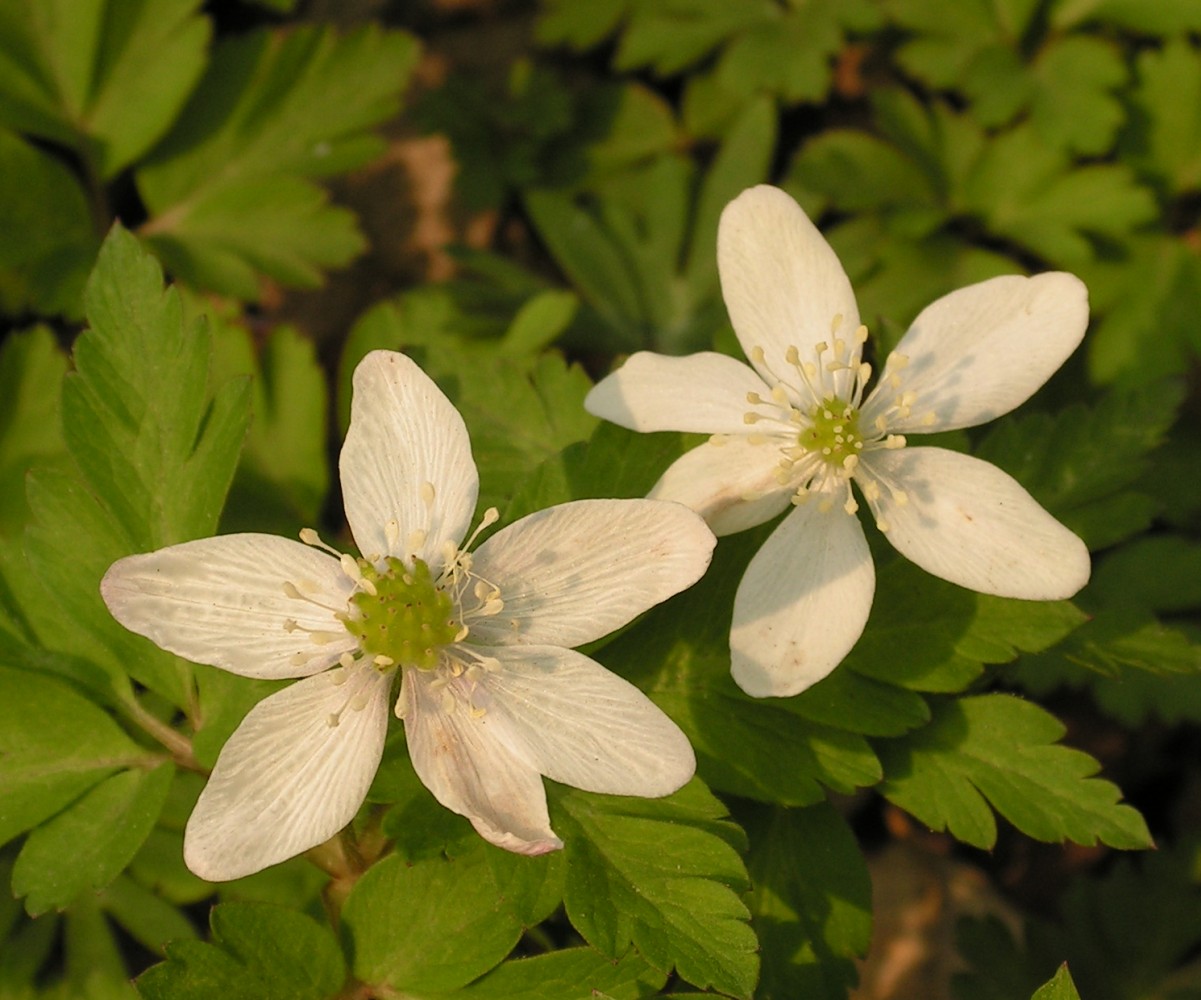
left=799, top=397, right=863, bottom=468
left=344, top=557, right=459, bottom=671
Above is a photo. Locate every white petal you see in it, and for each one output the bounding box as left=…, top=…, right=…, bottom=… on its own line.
left=648, top=434, right=794, bottom=536
left=730, top=502, right=875, bottom=698
left=101, top=534, right=357, bottom=680
left=183, top=666, right=391, bottom=881
left=864, top=273, right=1089, bottom=434
left=717, top=185, right=860, bottom=397
left=476, top=644, right=694, bottom=797
left=340, top=351, right=478, bottom=566
left=584, top=351, right=772, bottom=434
left=864, top=447, right=1090, bottom=599
left=465, top=498, right=715, bottom=648
left=401, top=669, right=562, bottom=855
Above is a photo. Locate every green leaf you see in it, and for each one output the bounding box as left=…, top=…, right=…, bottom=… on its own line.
left=963, top=124, right=1156, bottom=266
left=1053, top=0, right=1201, bottom=33
left=12, top=759, right=173, bottom=915
left=0, top=665, right=153, bottom=849
left=0, top=131, right=97, bottom=318
left=208, top=317, right=330, bottom=533
left=137, top=24, right=418, bottom=298
left=64, top=225, right=251, bottom=550
left=137, top=902, right=346, bottom=1000
left=342, top=846, right=523, bottom=993
left=554, top=780, right=759, bottom=999
left=0, top=0, right=209, bottom=177
left=742, top=802, right=872, bottom=1000
left=1032, top=965, right=1081, bottom=1000
left=0, top=326, right=69, bottom=534
left=436, top=948, right=667, bottom=1000
left=21, top=467, right=189, bottom=704
left=1078, top=235, right=1201, bottom=385
left=877, top=694, right=1152, bottom=850
left=975, top=380, right=1183, bottom=549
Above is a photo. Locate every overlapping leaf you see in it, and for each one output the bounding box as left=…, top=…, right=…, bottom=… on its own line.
left=137, top=24, right=418, bottom=298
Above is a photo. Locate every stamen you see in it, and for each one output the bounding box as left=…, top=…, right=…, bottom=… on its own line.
left=421, top=481, right=436, bottom=507
left=299, top=528, right=342, bottom=558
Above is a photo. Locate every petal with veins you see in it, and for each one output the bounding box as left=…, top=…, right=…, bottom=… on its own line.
left=864, top=447, right=1091, bottom=599
left=718, top=185, right=860, bottom=398
left=648, top=435, right=793, bottom=537
left=730, top=502, right=875, bottom=698
left=340, top=351, right=479, bottom=567
left=401, top=670, right=562, bottom=856
left=183, top=666, right=391, bottom=881
left=864, top=273, right=1089, bottom=434
left=467, top=498, right=715, bottom=648
left=101, top=534, right=357, bottom=680
left=479, top=645, right=694, bottom=797
left=584, top=351, right=772, bottom=435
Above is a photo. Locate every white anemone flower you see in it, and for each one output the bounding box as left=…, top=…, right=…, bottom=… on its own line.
left=586, top=185, right=1091, bottom=699
left=102, top=351, right=712, bottom=881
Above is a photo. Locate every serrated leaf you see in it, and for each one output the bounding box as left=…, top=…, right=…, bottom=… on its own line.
left=137, top=24, right=418, bottom=298
left=342, top=846, right=523, bottom=993
left=963, top=124, right=1156, bottom=266
left=878, top=694, right=1152, bottom=850
left=0, top=665, right=152, bottom=848
left=0, top=131, right=97, bottom=318
left=554, top=781, right=758, bottom=998
left=0, top=326, right=69, bottom=534
left=742, top=802, right=872, bottom=1000
left=136, top=902, right=345, bottom=1000
left=435, top=948, right=666, bottom=1000
left=975, top=381, right=1183, bottom=549
left=64, top=225, right=250, bottom=551
left=1078, top=235, right=1201, bottom=385
left=0, top=0, right=209, bottom=177
left=13, top=760, right=173, bottom=915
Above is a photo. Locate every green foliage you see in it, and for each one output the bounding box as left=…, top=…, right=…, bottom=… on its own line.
left=138, top=24, right=418, bottom=299
left=553, top=781, right=759, bottom=998
left=0, top=0, right=210, bottom=178
left=742, top=802, right=872, bottom=1000
left=878, top=694, right=1152, bottom=850
left=342, top=846, right=524, bottom=993
left=137, top=902, right=345, bottom=1000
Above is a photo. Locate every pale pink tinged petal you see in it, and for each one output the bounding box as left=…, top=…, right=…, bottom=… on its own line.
left=865, top=273, right=1089, bottom=434
left=477, top=645, right=694, bottom=797
left=648, top=435, right=793, bottom=537
left=340, top=351, right=479, bottom=566
left=401, top=670, right=562, bottom=855
left=717, top=185, right=860, bottom=397
left=466, top=498, right=715, bottom=648
left=730, top=502, right=875, bottom=698
left=183, top=666, right=391, bottom=881
left=584, top=351, right=772, bottom=435
left=864, top=447, right=1090, bottom=599
left=101, top=534, right=357, bottom=680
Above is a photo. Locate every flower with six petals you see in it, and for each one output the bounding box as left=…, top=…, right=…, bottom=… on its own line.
left=586, top=185, right=1091, bottom=698
left=103, top=351, right=713, bottom=881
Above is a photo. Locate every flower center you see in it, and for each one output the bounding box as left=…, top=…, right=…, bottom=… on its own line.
left=798, top=396, right=863, bottom=469
left=344, top=557, right=460, bottom=671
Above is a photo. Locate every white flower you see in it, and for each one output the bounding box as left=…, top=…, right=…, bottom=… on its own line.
left=586, top=185, right=1091, bottom=699
left=102, top=351, right=713, bottom=881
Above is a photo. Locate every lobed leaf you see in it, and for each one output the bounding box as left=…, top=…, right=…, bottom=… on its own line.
left=878, top=694, right=1152, bottom=850
left=554, top=780, right=759, bottom=998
